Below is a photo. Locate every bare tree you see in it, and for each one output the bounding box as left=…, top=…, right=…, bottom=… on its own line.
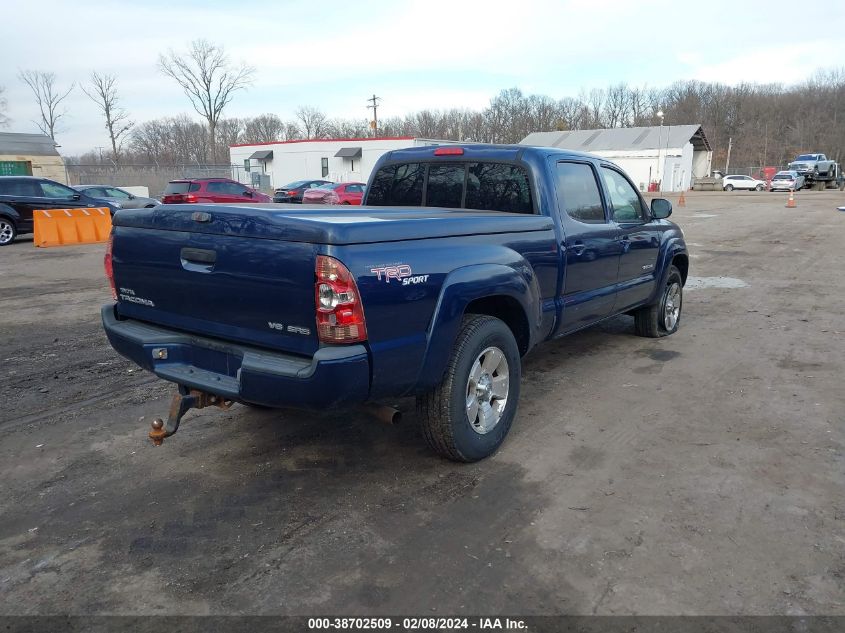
left=0, top=85, right=9, bottom=128
left=82, top=72, right=133, bottom=163
left=158, top=40, right=255, bottom=162
left=243, top=113, right=284, bottom=143
left=18, top=70, right=74, bottom=139
left=216, top=117, right=244, bottom=150
left=295, top=106, right=329, bottom=138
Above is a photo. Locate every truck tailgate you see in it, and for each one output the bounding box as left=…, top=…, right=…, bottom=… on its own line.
left=111, top=224, right=320, bottom=357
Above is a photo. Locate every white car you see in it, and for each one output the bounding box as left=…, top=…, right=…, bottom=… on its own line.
left=769, top=171, right=805, bottom=192
left=722, top=175, right=767, bottom=191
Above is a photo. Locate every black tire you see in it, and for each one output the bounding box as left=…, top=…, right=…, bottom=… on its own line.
left=145, top=204, right=156, bottom=208
left=634, top=265, right=683, bottom=338
left=0, top=217, right=17, bottom=246
left=341, top=201, right=351, bottom=205
left=417, top=315, right=521, bottom=462
left=755, top=184, right=764, bottom=191
left=724, top=184, right=734, bottom=192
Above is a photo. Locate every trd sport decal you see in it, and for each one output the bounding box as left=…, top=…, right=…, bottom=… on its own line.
left=370, top=265, right=429, bottom=285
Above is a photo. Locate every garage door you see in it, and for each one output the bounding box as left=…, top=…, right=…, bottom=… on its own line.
left=0, top=161, right=33, bottom=176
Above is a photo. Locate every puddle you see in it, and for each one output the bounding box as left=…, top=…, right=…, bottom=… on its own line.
left=685, top=276, right=748, bottom=290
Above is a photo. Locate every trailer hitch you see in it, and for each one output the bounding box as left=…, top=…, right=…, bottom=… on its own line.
left=149, top=385, right=233, bottom=446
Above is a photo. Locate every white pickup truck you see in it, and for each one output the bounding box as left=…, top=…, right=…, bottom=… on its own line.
left=788, top=153, right=837, bottom=179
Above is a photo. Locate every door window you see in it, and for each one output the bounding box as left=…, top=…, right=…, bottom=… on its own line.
left=601, top=167, right=646, bottom=223
left=105, top=187, right=131, bottom=198
left=555, top=162, right=606, bottom=224
left=39, top=181, right=78, bottom=199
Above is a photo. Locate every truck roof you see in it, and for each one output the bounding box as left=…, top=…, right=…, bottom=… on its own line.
left=381, top=143, right=608, bottom=164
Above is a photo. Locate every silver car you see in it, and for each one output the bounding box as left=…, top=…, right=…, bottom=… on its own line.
left=73, top=185, right=160, bottom=209
left=769, top=171, right=805, bottom=192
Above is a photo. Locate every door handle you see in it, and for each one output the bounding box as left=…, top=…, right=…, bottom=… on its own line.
left=570, top=243, right=587, bottom=256
left=180, top=247, right=217, bottom=264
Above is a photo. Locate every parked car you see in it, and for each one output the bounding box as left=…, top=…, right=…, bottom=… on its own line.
left=302, top=182, right=366, bottom=205
left=0, top=176, right=119, bottom=246
left=160, top=178, right=271, bottom=204
left=102, top=144, right=688, bottom=462
left=273, top=179, right=333, bottom=203
left=722, top=175, right=767, bottom=191
left=769, top=171, right=805, bottom=192
left=74, top=185, right=160, bottom=209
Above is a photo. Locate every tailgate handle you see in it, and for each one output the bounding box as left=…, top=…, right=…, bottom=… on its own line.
left=180, top=247, right=217, bottom=264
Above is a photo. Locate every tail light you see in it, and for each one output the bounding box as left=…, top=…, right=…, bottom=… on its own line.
left=104, top=234, right=117, bottom=300
left=315, top=255, right=367, bottom=343
left=185, top=193, right=197, bottom=203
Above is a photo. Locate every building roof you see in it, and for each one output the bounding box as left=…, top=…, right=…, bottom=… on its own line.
left=231, top=136, right=415, bottom=148
left=0, top=132, right=61, bottom=157
left=521, top=125, right=711, bottom=152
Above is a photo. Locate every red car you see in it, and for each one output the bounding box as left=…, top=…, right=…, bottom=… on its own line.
left=161, top=178, right=271, bottom=204
left=301, top=182, right=366, bottom=205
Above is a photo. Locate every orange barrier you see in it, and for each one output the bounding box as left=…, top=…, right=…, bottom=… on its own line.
left=786, top=190, right=796, bottom=208
left=678, top=191, right=686, bottom=207
left=33, top=207, right=112, bottom=247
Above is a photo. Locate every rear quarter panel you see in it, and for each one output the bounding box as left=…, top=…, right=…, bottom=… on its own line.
left=330, top=228, right=559, bottom=398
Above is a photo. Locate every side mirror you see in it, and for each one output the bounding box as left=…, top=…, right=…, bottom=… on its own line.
left=651, top=198, right=672, bottom=219
left=128, top=194, right=136, bottom=200
left=243, top=190, right=253, bottom=197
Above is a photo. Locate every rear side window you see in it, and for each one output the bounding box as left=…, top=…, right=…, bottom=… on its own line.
left=164, top=182, right=190, bottom=195
left=556, top=162, right=606, bottom=224
left=426, top=163, right=465, bottom=208
left=465, top=163, right=533, bottom=213
left=0, top=179, right=37, bottom=196
left=367, top=163, right=425, bottom=206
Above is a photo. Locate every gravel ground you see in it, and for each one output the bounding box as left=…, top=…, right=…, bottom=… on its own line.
left=1, top=191, right=843, bottom=616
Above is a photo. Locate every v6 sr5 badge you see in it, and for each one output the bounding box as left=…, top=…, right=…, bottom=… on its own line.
left=370, top=264, right=429, bottom=286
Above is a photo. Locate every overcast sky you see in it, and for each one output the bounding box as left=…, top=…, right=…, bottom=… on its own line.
left=3, top=0, right=844, bottom=155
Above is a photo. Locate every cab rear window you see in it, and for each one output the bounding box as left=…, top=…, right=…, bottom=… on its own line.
left=367, top=161, right=533, bottom=213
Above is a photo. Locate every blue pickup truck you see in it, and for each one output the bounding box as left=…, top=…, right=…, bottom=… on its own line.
left=102, top=144, right=688, bottom=461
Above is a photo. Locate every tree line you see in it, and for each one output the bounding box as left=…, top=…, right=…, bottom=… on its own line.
left=6, top=38, right=844, bottom=172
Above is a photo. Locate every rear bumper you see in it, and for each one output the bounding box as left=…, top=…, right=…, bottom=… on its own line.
left=101, top=305, right=371, bottom=408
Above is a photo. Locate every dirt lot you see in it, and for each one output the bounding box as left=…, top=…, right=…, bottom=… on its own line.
left=1, top=191, right=844, bottom=616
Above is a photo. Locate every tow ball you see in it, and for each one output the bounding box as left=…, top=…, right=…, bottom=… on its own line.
left=149, top=385, right=233, bottom=446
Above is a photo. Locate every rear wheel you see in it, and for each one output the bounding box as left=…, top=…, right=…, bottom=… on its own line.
left=417, top=315, right=521, bottom=462
left=724, top=184, right=734, bottom=192
left=0, top=218, right=16, bottom=245
left=755, top=184, right=764, bottom=191
left=634, top=265, right=683, bottom=338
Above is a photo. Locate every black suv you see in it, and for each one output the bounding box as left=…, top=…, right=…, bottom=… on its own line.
left=0, top=176, right=117, bottom=245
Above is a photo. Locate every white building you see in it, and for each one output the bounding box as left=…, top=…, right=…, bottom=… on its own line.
left=521, top=125, right=712, bottom=192
left=229, top=137, right=452, bottom=191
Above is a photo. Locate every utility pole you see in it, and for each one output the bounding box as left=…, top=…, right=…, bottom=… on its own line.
left=725, top=137, right=733, bottom=174
left=367, top=94, right=381, bottom=137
